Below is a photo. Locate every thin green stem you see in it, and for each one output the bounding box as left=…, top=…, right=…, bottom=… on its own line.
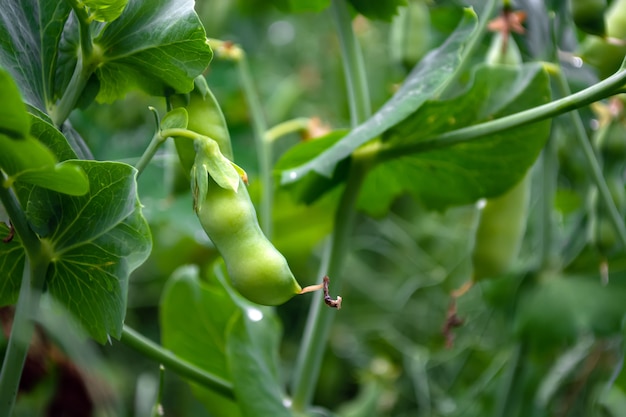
left=378, top=64, right=626, bottom=160
left=0, top=182, right=50, bottom=417
left=66, top=0, right=93, bottom=58
left=264, top=118, right=311, bottom=143
left=0, top=260, right=35, bottom=417
left=330, top=0, right=371, bottom=126
left=291, top=1, right=372, bottom=409
left=135, top=132, right=167, bottom=177
left=291, top=157, right=369, bottom=411
left=493, top=343, right=525, bottom=417
left=540, top=131, right=558, bottom=271
left=553, top=70, right=626, bottom=248
left=237, top=54, right=273, bottom=237
left=119, top=325, right=235, bottom=400
left=51, top=0, right=95, bottom=126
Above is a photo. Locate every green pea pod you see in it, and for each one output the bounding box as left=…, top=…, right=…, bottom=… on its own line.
left=178, top=76, right=302, bottom=305
left=197, top=177, right=302, bottom=305
left=579, top=0, right=626, bottom=78
left=485, top=31, right=522, bottom=66
left=471, top=173, right=531, bottom=281
left=569, top=0, right=607, bottom=37
left=470, top=34, right=529, bottom=282
left=169, top=76, right=234, bottom=176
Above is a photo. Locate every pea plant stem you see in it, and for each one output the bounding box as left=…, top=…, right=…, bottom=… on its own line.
left=264, top=118, right=311, bottom=143
left=540, top=131, right=559, bottom=271
left=119, top=325, right=235, bottom=400
left=553, top=69, right=626, bottom=248
left=291, top=0, right=372, bottom=410
left=51, top=0, right=95, bottom=127
left=237, top=54, right=274, bottom=237
left=0, top=182, right=50, bottom=417
left=291, top=158, right=369, bottom=411
left=378, top=63, right=626, bottom=160
left=330, top=0, right=371, bottom=127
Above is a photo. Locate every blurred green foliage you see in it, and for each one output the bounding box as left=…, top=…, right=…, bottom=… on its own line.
left=10, top=0, right=624, bottom=415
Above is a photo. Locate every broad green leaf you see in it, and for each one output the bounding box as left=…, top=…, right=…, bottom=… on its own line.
left=160, top=265, right=242, bottom=417
left=18, top=161, right=151, bottom=342
left=348, top=0, right=407, bottom=21
left=357, top=63, right=552, bottom=214
left=226, top=312, right=292, bottom=417
left=280, top=9, right=478, bottom=184
left=0, top=0, right=72, bottom=113
left=0, top=135, right=89, bottom=196
left=0, top=70, right=88, bottom=195
left=515, top=274, right=626, bottom=346
left=274, top=130, right=349, bottom=204
left=84, top=0, right=129, bottom=22
left=161, top=263, right=288, bottom=416
left=269, top=0, right=330, bottom=13
left=0, top=222, right=24, bottom=306
left=31, top=117, right=79, bottom=161
left=0, top=67, right=30, bottom=138
left=93, top=0, right=213, bottom=103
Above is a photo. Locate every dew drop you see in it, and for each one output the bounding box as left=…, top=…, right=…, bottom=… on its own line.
left=289, top=171, right=298, bottom=180
left=246, top=308, right=263, bottom=322
left=476, top=198, right=487, bottom=210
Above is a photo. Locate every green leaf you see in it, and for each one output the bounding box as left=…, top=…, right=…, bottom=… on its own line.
left=20, top=161, right=151, bottom=342
left=0, top=0, right=72, bottom=113
left=226, top=313, right=292, bottom=417
left=0, top=135, right=89, bottom=196
left=160, top=263, right=288, bottom=417
left=93, top=0, right=213, bottom=103
left=268, top=0, right=330, bottom=13
left=160, top=265, right=241, bottom=417
left=83, top=0, right=129, bottom=22
left=31, top=116, right=79, bottom=161
left=275, top=130, right=350, bottom=204
left=161, top=108, right=188, bottom=131
left=348, top=0, right=407, bottom=21
left=280, top=8, right=478, bottom=184
left=358, top=63, right=552, bottom=214
left=0, top=67, right=30, bottom=138
left=0, top=222, right=25, bottom=307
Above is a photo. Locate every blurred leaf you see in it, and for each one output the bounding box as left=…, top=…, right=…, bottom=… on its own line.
left=83, top=0, right=129, bottom=22
left=0, top=67, right=30, bottom=138
left=226, top=312, right=291, bottom=417
left=280, top=8, right=478, bottom=184
left=515, top=274, right=626, bottom=347
left=160, top=265, right=242, bottom=417
left=0, top=75, right=89, bottom=195
left=0, top=0, right=72, bottom=113
left=269, top=0, right=330, bottom=13
left=9, top=161, right=151, bottom=343
left=93, top=0, right=213, bottom=102
left=358, top=63, right=551, bottom=214
left=348, top=0, right=407, bottom=22
left=161, top=263, right=288, bottom=417
left=161, top=108, right=188, bottom=131
left=31, top=116, right=79, bottom=161
left=0, top=222, right=25, bottom=306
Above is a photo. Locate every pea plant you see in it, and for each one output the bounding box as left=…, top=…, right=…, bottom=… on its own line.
left=2, top=0, right=626, bottom=415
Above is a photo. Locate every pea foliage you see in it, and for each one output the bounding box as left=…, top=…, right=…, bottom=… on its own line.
left=1, top=0, right=626, bottom=416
